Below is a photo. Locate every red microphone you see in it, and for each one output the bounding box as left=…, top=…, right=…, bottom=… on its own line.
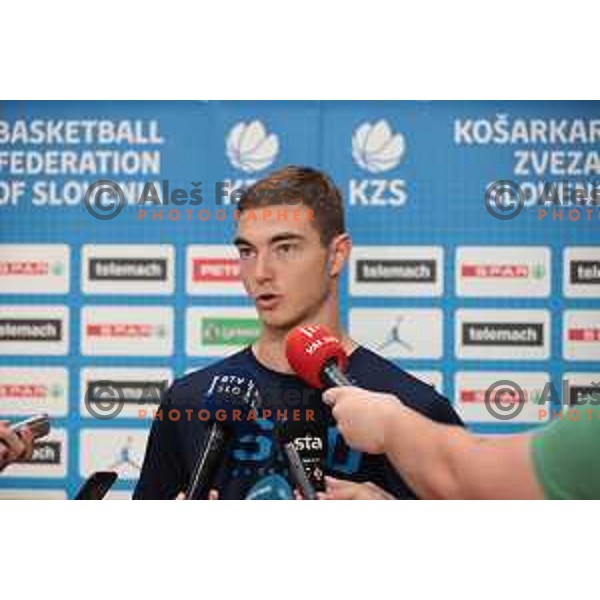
left=285, top=325, right=351, bottom=389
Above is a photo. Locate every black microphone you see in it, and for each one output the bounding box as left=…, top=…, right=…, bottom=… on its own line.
left=276, top=412, right=327, bottom=498
left=75, top=471, right=118, bottom=500
left=185, top=371, right=259, bottom=500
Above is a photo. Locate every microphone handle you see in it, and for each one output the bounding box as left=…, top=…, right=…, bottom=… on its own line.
left=321, top=360, right=353, bottom=388
left=186, top=422, right=230, bottom=500
left=283, top=442, right=317, bottom=500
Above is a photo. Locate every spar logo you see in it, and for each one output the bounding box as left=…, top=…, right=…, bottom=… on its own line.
left=0, top=367, right=68, bottom=417
left=564, top=311, right=600, bottom=361
left=82, top=245, right=174, bottom=295
left=455, top=372, right=550, bottom=424
left=564, top=248, right=600, bottom=298
left=349, top=120, right=407, bottom=207
left=456, top=247, right=551, bottom=298
left=0, top=245, right=70, bottom=294
left=82, top=306, right=173, bottom=356
left=350, top=246, right=443, bottom=297
left=186, top=307, right=260, bottom=356
left=86, top=324, right=166, bottom=338
left=455, top=310, right=550, bottom=360
left=461, top=264, right=546, bottom=279
left=0, top=260, right=64, bottom=276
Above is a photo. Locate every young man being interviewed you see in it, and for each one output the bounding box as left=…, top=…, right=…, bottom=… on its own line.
left=134, top=166, right=462, bottom=500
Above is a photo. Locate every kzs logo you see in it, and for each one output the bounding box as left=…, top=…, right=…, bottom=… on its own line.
left=350, top=120, right=407, bottom=207
left=226, top=120, right=279, bottom=174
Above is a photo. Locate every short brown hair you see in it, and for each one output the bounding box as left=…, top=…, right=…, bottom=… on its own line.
left=238, top=166, right=345, bottom=245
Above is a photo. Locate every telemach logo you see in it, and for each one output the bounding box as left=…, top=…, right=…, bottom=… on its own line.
left=21, top=441, right=62, bottom=465
left=461, top=264, right=545, bottom=279
left=87, top=380, right=167, bottom=404
left=192, top=258, right=240, bottom=282
left=201, top=317, right=260, bottom=346
left=568, top=328, right=600, bottom=342
left=0, top=319, right=62, bottom=341
left=570, top=261, right=600, bottom=285
left=356, top=259, right=437, bottom=283
left=89, top=258, right=167, bottom=281
left=463, top=323, right=544, bottom=346
left=570, top=385, right=600, bottom=405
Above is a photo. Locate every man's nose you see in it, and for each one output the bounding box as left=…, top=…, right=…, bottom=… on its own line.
left=254, top=251, right=274, bottom=283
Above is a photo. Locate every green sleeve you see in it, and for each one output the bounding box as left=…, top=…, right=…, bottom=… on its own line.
left=531, top=405, right=600, bottom=499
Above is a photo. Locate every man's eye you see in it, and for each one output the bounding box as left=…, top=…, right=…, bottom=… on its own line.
left=275, top=243, right=294, bottom=255
left=238, top=247, right=255, bottom=259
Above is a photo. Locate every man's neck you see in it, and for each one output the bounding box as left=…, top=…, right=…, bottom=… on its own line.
left=252, top=322, right=358, bottom=375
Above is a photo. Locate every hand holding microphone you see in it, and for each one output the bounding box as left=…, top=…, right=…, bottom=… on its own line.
left=285, top=324, right=402, bottom=454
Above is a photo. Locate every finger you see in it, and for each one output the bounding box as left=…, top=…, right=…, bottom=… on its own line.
left=322, top=388, right=340, bottom=406
left=17, top=428, right=35, bottom=461
left=208, top=489, right=219, bottom=500
left=293, top=489, right=303, bottom=500
left=175, top=492, right=186, bottom=500
left=3, top=429, right=25, bottom=462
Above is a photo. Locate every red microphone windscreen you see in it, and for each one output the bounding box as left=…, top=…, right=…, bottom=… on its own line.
left=285, top=325, right=348, bottom=389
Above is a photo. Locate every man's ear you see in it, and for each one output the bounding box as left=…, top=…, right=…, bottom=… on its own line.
left=327, top=234, right=352, bottom=277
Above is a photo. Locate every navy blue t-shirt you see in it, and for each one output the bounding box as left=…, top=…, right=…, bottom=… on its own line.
left=133, top=346, right=463, bottom=499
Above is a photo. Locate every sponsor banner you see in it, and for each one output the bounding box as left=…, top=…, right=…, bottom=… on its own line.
left=407, top=370, right=444, bottom=395
left=349, top=308, right=443, bottom=359
left=0, top=244, right=70, bottom=294
left=0, top=367, right=68, bottom=417
left=82, top=244, right=174, bottom=295
left=456, top=246, right=551, bottom=297
left=80, top=367, right=173, bottom=418
left=79, top=428, right=149, bottom=481
left=3, top=428, right=67, bottom=478
left=563, top=311, right=600, bottom=361
left=455, top=372, right=551, bottom=424
left=563, top=372, right=600, bottom=406
left=564, top=247, right=600, bottom=298
left=455, top=309, right=550, bottom=360
left=81, top=306, right=174, bottom=356
left=350, top=246, right=443, bottom=297
left=186, top=245, right=244, bottom=296
left=0, top=489, right=67, bottom=500
left=0, top=305, right=69, bottom=356
left=186, top=307, right=261, bottom=357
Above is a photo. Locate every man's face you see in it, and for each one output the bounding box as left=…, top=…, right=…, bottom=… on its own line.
left=234, top=205, right=331, bottom=331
